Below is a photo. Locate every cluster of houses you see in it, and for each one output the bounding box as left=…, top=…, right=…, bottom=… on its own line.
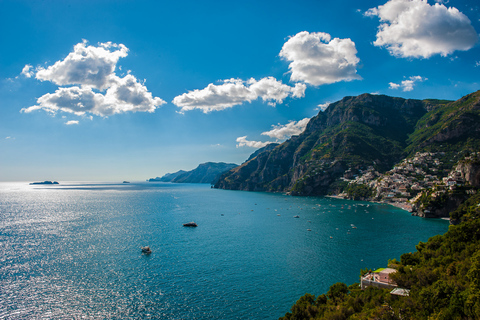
left=341, top=152, right=471, bottom=210
left=356, top=153, right=479, bottom=296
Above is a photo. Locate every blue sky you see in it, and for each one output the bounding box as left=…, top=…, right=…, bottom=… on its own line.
left=1, top=0, right=479, bottom=182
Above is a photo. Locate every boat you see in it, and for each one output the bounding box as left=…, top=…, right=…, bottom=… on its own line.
left=293, top=215, right=300, bottom=218
left=141, top=246, right=152, bottom=254
left=183, top=222, right=198, bottom=227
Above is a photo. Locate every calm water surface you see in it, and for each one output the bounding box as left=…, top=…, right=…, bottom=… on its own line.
left=0, top=182, right=448, bottom=319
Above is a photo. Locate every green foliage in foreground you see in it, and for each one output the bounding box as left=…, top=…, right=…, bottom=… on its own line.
left=280, top=195, right=480, bottom=320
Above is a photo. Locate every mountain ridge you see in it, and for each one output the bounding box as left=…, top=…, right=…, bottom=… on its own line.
left=215, top=90, right=480, bottom=196
left=149, top=162, right=238, bottom=184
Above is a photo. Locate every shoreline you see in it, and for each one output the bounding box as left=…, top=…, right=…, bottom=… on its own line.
left=324, top=195, right=345, bottom=200
left=325, top=195, right=414, bottom=213
left=385, top=201, right=413, bottom=213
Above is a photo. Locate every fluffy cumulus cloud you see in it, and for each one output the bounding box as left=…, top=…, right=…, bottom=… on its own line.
left=65, top=120, right=79, bottom=125
left=236, top=136, right=273, bottom=148
left=389, top=75, right=427, bottom=91
left=261, top=118, right=310, bottom=140
left=35, top=40, right=128, bottom=90
left=23, top=77, right=164, bottom=116
left=172, top=77, right=306, bottom=113
left=22, top=40, right=166, bottom=117
left=366, top=0, right=479, bottom=58
left=279, top=31, right=361, bottom=86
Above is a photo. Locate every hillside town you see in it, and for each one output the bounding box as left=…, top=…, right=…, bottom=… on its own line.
left=339, top=152, right=479, bottom=215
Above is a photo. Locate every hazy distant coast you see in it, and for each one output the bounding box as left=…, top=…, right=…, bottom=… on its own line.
left=148, top=162, right=237, bottom=184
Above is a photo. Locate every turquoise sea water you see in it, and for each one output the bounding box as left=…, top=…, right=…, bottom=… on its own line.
left=0, top=182, right=448, bottom=319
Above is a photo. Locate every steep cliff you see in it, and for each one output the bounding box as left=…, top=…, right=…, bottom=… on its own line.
left=216, top=90, right=480, bottom=196
left=215, top=93, right=436, bottom=195
left=406, top=90, right=480, bottom=155
left=456, top=158, right=480, bottom=187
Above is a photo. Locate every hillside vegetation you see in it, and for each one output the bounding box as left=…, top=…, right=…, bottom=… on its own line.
left=215, top=91, right=480, bottom=197
left=279, top=193, right=480, bottom=319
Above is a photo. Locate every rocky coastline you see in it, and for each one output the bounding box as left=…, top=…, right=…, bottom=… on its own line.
left=214, top=90, right=480, bottom=221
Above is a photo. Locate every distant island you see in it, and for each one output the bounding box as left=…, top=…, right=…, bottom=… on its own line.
left=148, top=162, right=238, bottom=184
left=29, top=181, right=59, bottom=185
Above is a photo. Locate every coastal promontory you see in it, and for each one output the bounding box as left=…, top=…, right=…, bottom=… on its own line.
left=214, top=91, right=480, bottom=199
left=149, top=162, right=238, bottom=184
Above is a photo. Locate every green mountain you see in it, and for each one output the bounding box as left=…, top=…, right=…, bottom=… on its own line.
left=215, top=91, right=480, bottom=196
left=406, top=90, right=480, bottom=155
left=149, top=162, right=238, bottom=184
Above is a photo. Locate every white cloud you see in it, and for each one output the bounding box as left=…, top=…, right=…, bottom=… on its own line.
left=388, top=82, right=401, bottom=89
left=475, top=61, right=480, bottom=67
left=5, top=136, right=15, bottom=140
left=35, top=40, right=128, bottom=90
left=21, top=64, right=34, bottom=78
left=65, top=120, right=79, bottom=125
left=172, top=77, right=306, bottom=113
left=279, top=31, right=361, bottom=86
left=389, top=75, right=427, bottom=91
left=261, top=118, right=310, bottom=140
left=248, top=77, right=306, bottom=104
left=22, top=78, right=164, bottom=116
left=366, top=0, right=479, bottom=58
left=317, top=102, right=331, bottom=112
left=101, top=74, right=164, bottom=114
left=23, top=87, right=101, bottom=115
left=23, top=40, right=166, bottom=118
left=236, top=136, right=273, bottom=148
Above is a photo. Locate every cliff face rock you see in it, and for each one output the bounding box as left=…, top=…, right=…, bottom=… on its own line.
left=456, top=160, right=480, bottom=187
left=216, top=90, right=480, bottom=196
left=245, top=143, right=279, bottom=162
left=414, top=195, right=467, bottom=218
left=215, top=93, right=431, bottom=195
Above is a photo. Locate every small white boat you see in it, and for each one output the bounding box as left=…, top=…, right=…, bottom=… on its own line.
left=141, top=246, right=152, bottom=254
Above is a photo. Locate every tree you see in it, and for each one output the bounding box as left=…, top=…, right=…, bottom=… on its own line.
left=327, top=283, right=349, bottom=301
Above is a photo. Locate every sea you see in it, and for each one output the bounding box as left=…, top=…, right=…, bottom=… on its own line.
left=0, top=181, right=448, bottom=319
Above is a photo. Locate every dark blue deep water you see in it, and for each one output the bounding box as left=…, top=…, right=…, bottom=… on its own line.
left=0, top=182, right=448, bottom=319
